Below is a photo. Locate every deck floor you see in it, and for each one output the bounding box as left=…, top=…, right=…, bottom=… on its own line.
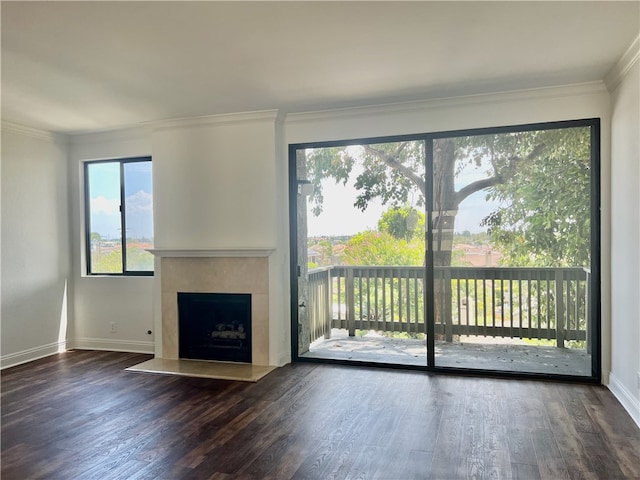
left=302, top=329, right=592, bottom=376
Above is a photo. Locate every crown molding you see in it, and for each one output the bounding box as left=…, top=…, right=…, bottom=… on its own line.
left=147, top=248, right=276, bottom=258
left=604, top=34, right=640, bottom=93
left=285, top=82, right=607, bottom=125
left=145, top=110, right=281, bottom=133
left=0, top=121, right=63, bottom=142
left=69, top=125, right=149, bottom=146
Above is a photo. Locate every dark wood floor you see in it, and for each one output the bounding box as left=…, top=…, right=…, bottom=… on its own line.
left=2, top=351, right=639, bottom=480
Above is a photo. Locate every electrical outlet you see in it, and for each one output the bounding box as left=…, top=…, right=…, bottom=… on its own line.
left=110, top=322, right=117, bottom=333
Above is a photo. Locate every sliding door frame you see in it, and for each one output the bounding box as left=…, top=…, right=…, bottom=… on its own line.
left=289, top=118, right=601, bottom=383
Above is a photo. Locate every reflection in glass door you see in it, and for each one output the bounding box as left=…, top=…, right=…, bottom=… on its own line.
left=430, top=124, right=597, bottom=377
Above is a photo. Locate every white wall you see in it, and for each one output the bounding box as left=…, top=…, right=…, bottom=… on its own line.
left=1, top=125, right=71, bottom=367
left=0, top=58, right=632, bottom=421
left=609, top=52, right=640, bottom=427
left=68, top=128, right=154, bottom=353
left=285, top=83, right=612, bottom=381
left=9, top=83, right=612, bottom=377
left=151, top=112, right=279, bottom=249
left=61, top=113, right=291, bottom=365
left=150, top=111, right=290, bottom=365
left=0, top=73, right=632, bottom=437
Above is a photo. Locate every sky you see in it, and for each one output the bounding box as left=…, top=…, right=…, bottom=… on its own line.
left=306, top=151, right=501, bottom=237
left=88, top=161, right=153, bottom=240
left=88, top=153, right=498, bottom=241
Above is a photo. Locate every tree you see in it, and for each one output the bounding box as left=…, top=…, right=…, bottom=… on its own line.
left=342, top=229, right=425, bottom=330
left=91, top=249, right=122, bottom=273
left=481, top=127, right=591, bottom=267
left=90, top=232, right=102, bottom=256
left=309, top=239, right=335, bottom=267
left=304, top=127, right=593, bottom=339
left=342, top=230, right=423, bottom=266
left=377, top=206, right=425, bottom=241
left=306, top=126, right=591, bottom=268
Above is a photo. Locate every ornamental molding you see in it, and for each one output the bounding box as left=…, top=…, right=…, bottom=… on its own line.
left=604, top=34, right=640, bottom=93
left=145, top=110, right=281, bottom=132
left=285, top=82, right=607, bottom=127
left=147, top=248, right=276, bottom=258
left=1, top=122, right=62, bottom=141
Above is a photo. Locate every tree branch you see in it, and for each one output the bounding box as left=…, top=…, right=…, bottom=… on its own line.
left=455, top=175, right=502, bottom=205
left=454, top=142, right=547, bottom=206
left=362, top=144, right=426, bottom=195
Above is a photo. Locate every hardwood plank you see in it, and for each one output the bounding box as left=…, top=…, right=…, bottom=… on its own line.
left=237, top=431, right=309, bottom=479
left=429, top=396, right=467, bottom=478
left=483, top=432, right=513, bottom=480
left=2, top=351, right=639, bottom=480
left=555, top=384, right=599, bottom=434
left=545, top=400, right=598, bottom=479
left=579, top=431, right=628, bottom=479
left=506, top=427, right=538, bottom=466
left=531, top=429, right=571, bottom=480
left=396, top=449, right=433, bottom=480
left=512, top=462, right=542, bottom=480
left=583, top=399, right=640, bottom=478
left=343, top=444, right=386, bottom=479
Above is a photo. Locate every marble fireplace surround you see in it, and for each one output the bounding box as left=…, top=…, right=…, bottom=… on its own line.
left=148, top=249, right=275, bottom=367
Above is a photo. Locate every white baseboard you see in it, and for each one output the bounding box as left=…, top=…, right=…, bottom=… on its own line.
left=1, top=341, right=68, bottom=370
left=608, top=372, right=640, bottom=429
left=71, top=338, right=154, bottom=354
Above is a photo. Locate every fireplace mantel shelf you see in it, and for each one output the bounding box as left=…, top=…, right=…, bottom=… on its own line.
left=147, top=248, right=276, bottom=258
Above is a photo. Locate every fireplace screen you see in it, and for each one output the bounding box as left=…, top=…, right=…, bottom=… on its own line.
left=178, top=292, right=252, bottom=363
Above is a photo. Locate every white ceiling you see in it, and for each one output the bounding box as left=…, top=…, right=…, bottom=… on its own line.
left=1, top=1, right=638, bottom=134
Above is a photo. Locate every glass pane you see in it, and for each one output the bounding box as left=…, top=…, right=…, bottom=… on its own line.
left=124, top=161, right=154, bottom=272
left=87, top=162, right=122, bottom=274
left=297, top=141, right=427, bottom=366
left=432, top=127, right=593, bottom=376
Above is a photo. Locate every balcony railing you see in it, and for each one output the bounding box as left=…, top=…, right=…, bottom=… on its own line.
left=307, top=266, right=590, bottom=348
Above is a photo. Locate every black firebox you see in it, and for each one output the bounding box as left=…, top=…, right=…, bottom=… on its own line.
left=178, top=292, right=252, bottom=363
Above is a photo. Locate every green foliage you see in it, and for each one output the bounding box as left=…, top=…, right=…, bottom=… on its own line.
left=354, top=330, right=426, bottom=340
left=127, top=245, right=154, bottom=271
left=451, top=249, right=472, bottom=267
left=91, top=249, right=123, bottom=274
left=306, top=147, right=356, bottom=216
left=306, top=142, right=425, bottom=216
left=342, top=230, right=423, bottom=266
left=305, top=125, right=593, bottom=269
left=453, top=231, right=489, bottom=245
left=378, top=206, right=425, bottom=241
left=353, top=142, right=426, bottom=210
left=91, top=243, right=153, bottom=273
left=381, top=331, right=426, bottom=340
left=480, top=127, right=591, bottom=267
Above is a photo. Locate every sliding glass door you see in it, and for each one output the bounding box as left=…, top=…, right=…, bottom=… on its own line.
left=291, top=119, right=599, bottom=380
left=293, top=139, right=428, bottom=366
left=430, top=123, right=597, bottom=377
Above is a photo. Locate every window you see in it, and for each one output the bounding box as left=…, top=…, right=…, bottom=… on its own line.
left=84, top=157, right=154, bottom=275
left=290, top=118, right=601, bottom=380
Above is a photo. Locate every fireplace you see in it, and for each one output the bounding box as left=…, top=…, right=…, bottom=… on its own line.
left=178, top=292, right=252, bottom=363
left=149, top=252, right=273, bottom=366
left=128, top=251, right=280, bottom=380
